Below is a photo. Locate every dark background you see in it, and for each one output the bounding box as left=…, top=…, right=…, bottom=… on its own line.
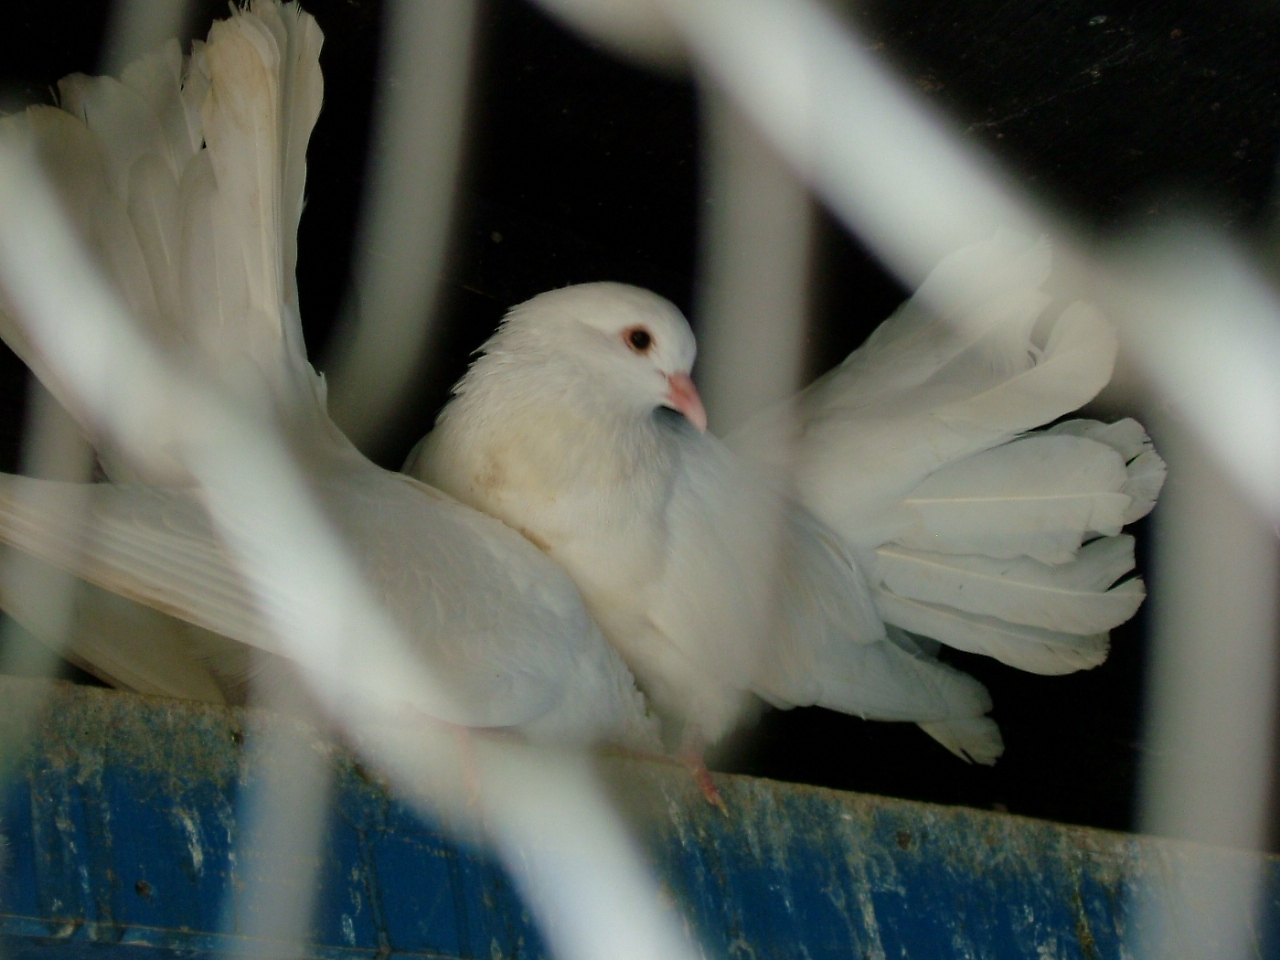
left=2, top=0, right=1279, bottom=838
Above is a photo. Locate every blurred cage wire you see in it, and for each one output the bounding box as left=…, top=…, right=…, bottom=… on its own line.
left=0, top=0, right=1275, bottom=958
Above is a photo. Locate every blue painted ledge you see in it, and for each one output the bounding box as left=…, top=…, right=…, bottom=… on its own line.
left=1, top=677, right=1276, bottom=959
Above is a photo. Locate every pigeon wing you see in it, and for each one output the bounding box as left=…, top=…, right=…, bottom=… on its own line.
left=0, top=468, right=645, bottom=735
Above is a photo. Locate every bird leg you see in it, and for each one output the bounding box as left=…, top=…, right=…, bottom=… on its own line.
left=599, top=739, right=727, bottom=811
left=449, top=721, right=485, bottom=814
left=388, top=706, right=489, bottom=821
left=677, top=733, right=726, bottom=813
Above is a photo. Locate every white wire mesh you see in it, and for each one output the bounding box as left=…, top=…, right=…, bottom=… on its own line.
left=323, top=0, right=478, bottom=451
left=0, top=0, right=1275, bottom=958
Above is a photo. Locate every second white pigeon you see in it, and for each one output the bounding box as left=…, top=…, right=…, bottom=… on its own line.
left=408, top=241, right=1164, bottom=765
left=0, top=0, right=659, bottom=752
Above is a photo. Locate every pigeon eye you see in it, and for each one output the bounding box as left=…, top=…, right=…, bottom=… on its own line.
left=626, top=328, right=653, bottom=353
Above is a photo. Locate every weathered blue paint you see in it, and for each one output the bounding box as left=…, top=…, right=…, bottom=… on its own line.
left=1, top=678, right=1277, bottom=959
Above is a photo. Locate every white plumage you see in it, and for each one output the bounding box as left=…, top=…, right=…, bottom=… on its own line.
left=0, top=0, right=1163, bottom=771
left=0, top=1, right=658, bottom=751
left=409, top=235, right=1164, bottom=764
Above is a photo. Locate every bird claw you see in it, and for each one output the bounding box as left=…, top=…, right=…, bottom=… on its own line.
left=679, top=748, right=728, bottom=813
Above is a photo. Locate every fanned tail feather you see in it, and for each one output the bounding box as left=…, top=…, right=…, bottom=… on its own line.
left=1047, top=418, right=1166, bottom=523
left=739, top=233, right=1165, bottom=680
left=883, top=626, right=1003, bottom=763
left=2, top=41, right=199, bottom=430
left=732, top=234, right=1123, bottom=558
left=0, top=107, right=167, bottom=454
left=0, top=1, right=325, bottom=465
left=0, top=3, right=327, bottom=697
left=917, top=717, right=1004, bottom=765
left=812, top=630, right=995, bottom=724
left=797, top=233, right=1058, bottom=418
left=894, top=434, right=1132, bottom=565
left=874, top=590, right=1111, bottom=674
left=810, top=300, right=1119, bottom=551
left=263, top=0, right=324, bottom=315
left=875, top=537, right=1143, bottom=635
left=187, top=1, right=324, bottom=408
left=871, top=416, right=1162, bottom=672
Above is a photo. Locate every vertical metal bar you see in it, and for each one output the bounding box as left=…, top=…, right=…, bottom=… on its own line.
left=1112, top=239, right=1280, bottom=957
left=0, top=384, right=94, bottom=771
left=696, top=85, right=812, bottom=434
left=1129, top=418, right=1276, bottom=959
left=1140, top=422, right=1277, bottom=851
left=660, top=0, right=1037, bottom=291
left=0, top=0, right=189, bottom=765
left=324, top=0, right=478, bottom=452
left=102, top=0, right=192, bottom=72
left=224, top=693, right=333, bottom=960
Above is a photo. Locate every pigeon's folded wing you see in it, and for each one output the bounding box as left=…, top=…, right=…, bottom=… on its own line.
left=323, top=468, right=655, bottom=741
left=0, top=469, right=635, bottom=734
left=1, top=544, right=237, bottom=702
left=0, top=473, right=274, bottom=649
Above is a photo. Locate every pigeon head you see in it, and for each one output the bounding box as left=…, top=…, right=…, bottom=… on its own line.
left=493, top=282, right=707, bottom=432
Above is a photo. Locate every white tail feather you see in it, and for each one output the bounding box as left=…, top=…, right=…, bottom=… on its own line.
left=1046, top=418, right=1166, bottom=523
left=935, top=302, right=1116, bottom=435
left=873, top=590, right=1110, bottom=674
left=917, top=716, right=1004, bottom=765
left=0, top=2, right=324, bottom=462
left=0, top=109, right=162, bottom=453
left=58, top=43, right=190, bottom=197
left=0, top=3, right=332, bottom=701
left=727, top=233, right=1160, bottom=680
left=741, top=269, right=1120, bottom=553
left=819, top=285, right=1049, bottom=413
left=265, top=0, right=324, bottom=310
left=198, top=13, right=286, bottom=375
left=874, top=537, right=1143, bottom=634
left=812, top=633, right=995, bottom=724
left=807, top=232, right=1055, bottom=409
left=895, top=434, right=1131, bottom=564
left=884, top=623, right=1003, bottom=763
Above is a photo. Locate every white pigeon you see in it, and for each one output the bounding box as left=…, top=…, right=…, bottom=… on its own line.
left=0, top=1, right=659, bottom=751
left=408, top=239, right=1165, bottom=765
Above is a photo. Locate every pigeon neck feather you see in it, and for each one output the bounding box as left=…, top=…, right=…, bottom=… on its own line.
left=437, top=340, right=679, bottom=499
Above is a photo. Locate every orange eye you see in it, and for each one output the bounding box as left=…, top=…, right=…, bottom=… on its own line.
left=626, top=327, right=653, bottom=353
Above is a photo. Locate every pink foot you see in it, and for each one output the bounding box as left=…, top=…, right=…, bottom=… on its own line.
left=600, top=740, right=728, bottom=811
left=678, top=748, right=727, bottom=813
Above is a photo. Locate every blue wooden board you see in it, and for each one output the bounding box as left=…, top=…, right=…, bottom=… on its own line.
left=1, top=678, right=1277, bottom=959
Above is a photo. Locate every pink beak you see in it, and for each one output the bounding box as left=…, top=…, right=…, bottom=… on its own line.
left=664, top=372, right=708, bottom=432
